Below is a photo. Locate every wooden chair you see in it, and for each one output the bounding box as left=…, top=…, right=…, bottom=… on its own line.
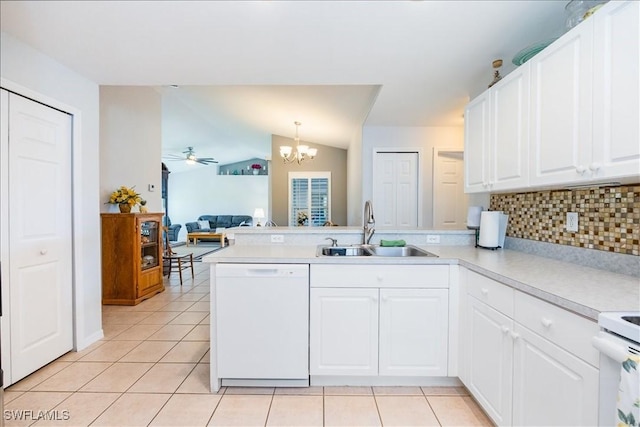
left=162, top=227, right=194, bottom=286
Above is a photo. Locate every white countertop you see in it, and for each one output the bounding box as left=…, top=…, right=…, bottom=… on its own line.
left=203, top=244, right=640, bottom=320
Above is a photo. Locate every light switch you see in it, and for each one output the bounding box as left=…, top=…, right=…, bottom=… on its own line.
left=148, top=184, right=155, bottom=192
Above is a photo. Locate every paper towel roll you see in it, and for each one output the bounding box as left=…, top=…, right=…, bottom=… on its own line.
left=467, top=206, right=483, bottom=228
left=479, top=211, right=501, bottom=248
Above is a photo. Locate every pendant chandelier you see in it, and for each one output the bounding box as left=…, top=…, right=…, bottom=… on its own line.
left=280, top=121, right=317, bottom=164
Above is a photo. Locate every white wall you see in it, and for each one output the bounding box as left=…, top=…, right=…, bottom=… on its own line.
left=100, top=86, right=163, bottom=213
left=347, top=125, right=363, bottom=226
left=0, top=32, right=102, bottom=349
left=362, top=125, right=465, bottom=229
left=169, top=169, right=269, bottom=241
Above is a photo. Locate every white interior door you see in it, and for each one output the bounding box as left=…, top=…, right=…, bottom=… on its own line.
left=4, top=91, right=73, bottom=383
left=373, top=152, right=418, bottom=228
left=433, top=149, right=468, bottom=229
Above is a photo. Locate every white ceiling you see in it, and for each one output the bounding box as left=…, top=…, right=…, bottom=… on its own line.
left=0, top=0, right=568, bottom=169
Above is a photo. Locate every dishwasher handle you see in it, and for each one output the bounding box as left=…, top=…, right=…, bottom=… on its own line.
left=592, top=336, right=630, bottom=363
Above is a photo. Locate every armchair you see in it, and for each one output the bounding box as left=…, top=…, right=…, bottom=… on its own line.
left=166, top=217, right=182, bottom=242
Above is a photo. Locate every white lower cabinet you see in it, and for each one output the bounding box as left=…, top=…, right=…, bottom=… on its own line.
left=309, top=288, right=379, bottom=376
left=379, top=288, right=448, bottom=376
left=309, top=264, right=450, bottom=378
left=462, top=270, right=599, bottom=427
left=512, top=324, right=598, bottom=427
left=466, top=296, right=514, bottom=426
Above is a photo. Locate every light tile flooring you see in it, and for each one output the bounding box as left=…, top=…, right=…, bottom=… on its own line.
left=5, top=262, right=493, bottom=427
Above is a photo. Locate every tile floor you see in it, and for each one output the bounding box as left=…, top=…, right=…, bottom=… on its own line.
left=5, top=262, right=493, bottom=427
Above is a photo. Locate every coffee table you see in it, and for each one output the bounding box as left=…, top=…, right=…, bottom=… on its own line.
left=186, top=231, right=226, bottom=247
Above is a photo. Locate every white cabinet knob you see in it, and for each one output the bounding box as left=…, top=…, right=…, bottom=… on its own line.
left=40, top=249, right=47, bottom=255
left=480, top=288, right=489, bottom=296
left=589, top=162, right=601, bottom=172
left=576, top=165, right=587, bottom=175
left=377, top=275, right=383, bottom=282
left=541, top=318, right=553, bottom=328
left=501, top=326, right=510, bottom=334
left=510, top=331, right=520, bottom=340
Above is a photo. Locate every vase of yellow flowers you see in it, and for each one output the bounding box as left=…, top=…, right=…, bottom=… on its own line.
left=108, top=186, right=141, bottom=213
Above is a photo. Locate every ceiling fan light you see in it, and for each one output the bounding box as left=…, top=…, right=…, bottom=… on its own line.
left=186, top=159, right=196, bottom=165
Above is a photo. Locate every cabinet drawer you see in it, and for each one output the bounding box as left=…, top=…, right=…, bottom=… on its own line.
left=514, top=291, right=599, bottom=367
left=467, top=271, right=514, bottom=317
left=310, top=264, right=449, bottom=288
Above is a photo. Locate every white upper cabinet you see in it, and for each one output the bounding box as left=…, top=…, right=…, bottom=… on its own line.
left=592, top=0, right=640, bottom=180
left=465, top=65, right=530, bottom=194
left=490, top=63, right=530, bottom=191
left=466, top=0, right=639, bottom=192
left=464, top=90, right=491, bottom=192
left=529, top=17, right=594, bottom=186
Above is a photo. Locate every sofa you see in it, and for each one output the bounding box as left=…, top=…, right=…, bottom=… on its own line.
left=185, top=215, right=253, bottom=234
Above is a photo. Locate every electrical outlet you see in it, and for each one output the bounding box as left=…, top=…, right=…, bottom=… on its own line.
left=426, top=235, right=440, bottom=244
left=270, top=234, right=284, bottom=243
left=566, top=212, right=578, bottom=232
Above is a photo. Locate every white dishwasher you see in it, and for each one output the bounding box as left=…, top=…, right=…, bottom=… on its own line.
left=216, top=263, right=309, bottom=387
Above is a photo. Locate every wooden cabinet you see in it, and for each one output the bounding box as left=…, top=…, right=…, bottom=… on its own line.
left=309, top=265, right=449, bottom=378
left=465, top=64, right=530, bottom=193
left=101, top=213, right=165, bottom=305
left=461, top=269, right=599, bottom=427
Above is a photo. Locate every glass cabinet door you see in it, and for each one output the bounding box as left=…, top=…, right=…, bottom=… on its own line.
left=140, top=220, right=159, bottom=270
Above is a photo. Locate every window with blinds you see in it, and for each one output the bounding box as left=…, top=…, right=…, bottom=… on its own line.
left=288, top=172, right=331, bottom=226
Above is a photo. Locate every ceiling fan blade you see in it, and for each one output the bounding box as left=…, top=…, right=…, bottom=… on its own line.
left=196, top=159, right=218, bottom=165
left=198, top=157, right=217, bottom=162
left=162, top=154, right=185, bottom=160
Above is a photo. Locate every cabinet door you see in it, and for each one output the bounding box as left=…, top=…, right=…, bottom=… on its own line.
left=490, top=63, right=530, bottom=191
left=379, top=289, right=448, bottom=376
left=592, top=0, right=640, bottom=180
left=529, top=20, right=594, bottom=186
left=512, top=324, right=599, bottom=427
left=465, top=296, right=513, bottom=427
left=464, top=90, right=491, bottom=193
left=310, top=288, right=378, bottom=376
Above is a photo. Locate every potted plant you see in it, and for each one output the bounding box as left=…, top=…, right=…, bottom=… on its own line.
left=251, top=163, right=262, bottom=175
left=107, top=185, right=141, bottom=213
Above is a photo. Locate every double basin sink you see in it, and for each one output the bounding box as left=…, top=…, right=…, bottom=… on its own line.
left=317, top=244, right=438, bottom=258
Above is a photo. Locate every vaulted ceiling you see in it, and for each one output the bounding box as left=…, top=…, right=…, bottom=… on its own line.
left=1, top=1, right=568, bottom=167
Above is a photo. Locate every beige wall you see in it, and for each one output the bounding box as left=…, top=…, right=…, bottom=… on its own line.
left=271, top=134, right=348, bottom=226
left=100, top=86, right=163, bottom=213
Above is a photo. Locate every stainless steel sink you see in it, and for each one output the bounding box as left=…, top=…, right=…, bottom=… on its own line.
left=367, top=245, right=438, bottom=257
left=318, top=246, right=372, bottom=256
left=316, top=244, right=437, bottom=258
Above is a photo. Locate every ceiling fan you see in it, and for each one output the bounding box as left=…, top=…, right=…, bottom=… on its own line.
left=163, top=147, right=218, bottom=165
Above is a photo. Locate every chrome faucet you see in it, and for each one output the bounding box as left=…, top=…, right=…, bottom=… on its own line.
left=325, top=237, right=338, bottom=247
left=363, top=200, right=375, bottom=245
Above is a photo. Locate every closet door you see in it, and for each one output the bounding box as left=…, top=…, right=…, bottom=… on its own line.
left=373, top=152, right=419, bottom=228
left=2, top=90, right=73, bottom=383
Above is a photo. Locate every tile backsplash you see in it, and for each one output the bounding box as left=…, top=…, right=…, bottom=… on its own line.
left=490, top=184, right=640, bottom=256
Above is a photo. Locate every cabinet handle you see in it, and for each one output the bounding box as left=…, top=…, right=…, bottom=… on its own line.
left=501, top=326, right=510, bottom=334
left=40, top=249, right=47, bottom=255
left=510, top=331, right=520, bottom=340
left=480, top=288, right=489, bottom=296
left=576, top=165, right=587, bottom=175
left=541, top=318, right=553, bottom=328
left=589, top=162, right=601, bottom=172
